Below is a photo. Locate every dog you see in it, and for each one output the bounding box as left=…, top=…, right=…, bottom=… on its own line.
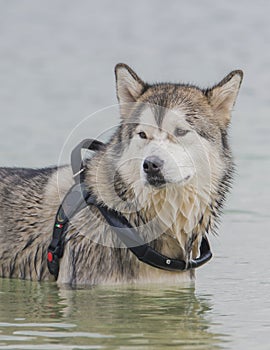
left=0, top=64, right=243, bottom=285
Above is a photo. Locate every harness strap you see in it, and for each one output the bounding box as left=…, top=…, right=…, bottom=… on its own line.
left=47, top=139, right=213, bottom=280
left=48, top=139, right=104, bottom=278
left=71, top=138, right=105, bottom=184
left=47, top=183, right=91, bottom=277
left=95, top=203, right=212, bottom=271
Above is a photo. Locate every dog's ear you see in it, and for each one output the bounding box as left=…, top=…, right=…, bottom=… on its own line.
left=205, top=70, right=243, bottom=128
left=115, top=63, right=146, bottom=117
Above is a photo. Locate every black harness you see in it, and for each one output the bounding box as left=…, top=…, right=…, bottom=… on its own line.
left=47, top=139, right=212, bottom=280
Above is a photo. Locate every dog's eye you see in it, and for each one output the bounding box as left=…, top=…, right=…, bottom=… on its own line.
left=138, top=131, right=147, bottom=139
left=175, top=128, right=190, bottom=137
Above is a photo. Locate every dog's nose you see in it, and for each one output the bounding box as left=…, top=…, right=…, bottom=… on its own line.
left=143, top=156, right=164, bottom=174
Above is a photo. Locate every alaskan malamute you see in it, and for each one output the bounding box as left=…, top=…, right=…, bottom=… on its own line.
left=0, top=64, right=243, bottom=285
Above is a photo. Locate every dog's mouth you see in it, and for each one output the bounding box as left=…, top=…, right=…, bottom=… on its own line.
left=146, top=174, right=166, bottom=188
left=146, top=174, right=191, bottom=188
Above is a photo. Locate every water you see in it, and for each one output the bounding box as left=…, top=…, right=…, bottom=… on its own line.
left=0, top=0, right=270, bottom=349
left=0, top=279, right=223, bottom=350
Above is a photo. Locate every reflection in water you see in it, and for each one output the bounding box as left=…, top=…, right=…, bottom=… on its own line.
left=0, top=278, right=65, bottom=321
left=0, top=278, right=226, bottom=349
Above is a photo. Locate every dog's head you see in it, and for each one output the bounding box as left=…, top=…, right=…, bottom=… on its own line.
left=86, top=64, right=243, bottom=250
left=113, top=64, right=242, bottom=203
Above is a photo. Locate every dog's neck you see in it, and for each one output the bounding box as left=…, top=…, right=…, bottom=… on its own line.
left=85, top=154, right=213, bottom=261
left=133, top=183, right=212, bottom=260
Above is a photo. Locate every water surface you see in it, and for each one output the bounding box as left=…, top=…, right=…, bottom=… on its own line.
left=0, top=278, right=225, bottom=349
left=0, top=1, right=270, bottom=349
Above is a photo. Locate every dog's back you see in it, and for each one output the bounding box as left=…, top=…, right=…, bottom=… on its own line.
left=0, top=167, right=57, bottom=280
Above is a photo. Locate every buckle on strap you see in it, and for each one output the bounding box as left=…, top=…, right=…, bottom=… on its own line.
left=47, top=246, right=61, bottom=278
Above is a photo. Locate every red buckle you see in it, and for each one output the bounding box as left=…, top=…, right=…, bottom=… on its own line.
left=47, top=251, right=53, bottom=263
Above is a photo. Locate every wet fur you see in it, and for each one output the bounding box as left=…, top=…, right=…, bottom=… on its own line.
left=0, top=64, right=243, bottom=285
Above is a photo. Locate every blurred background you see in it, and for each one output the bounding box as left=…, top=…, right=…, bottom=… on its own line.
left=0, top=0, right=268, bottom=167
left=0, top=1, right=270, bottom=349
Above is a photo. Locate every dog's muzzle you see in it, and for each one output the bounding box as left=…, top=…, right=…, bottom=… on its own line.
left=143, top=156, right=166, bottom=187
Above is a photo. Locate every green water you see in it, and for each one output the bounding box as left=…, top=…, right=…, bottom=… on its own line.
left=0, top=278, right=224, bottom=350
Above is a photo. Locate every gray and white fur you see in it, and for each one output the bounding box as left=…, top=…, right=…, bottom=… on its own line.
left=0, top=64, right=243, bottom=285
